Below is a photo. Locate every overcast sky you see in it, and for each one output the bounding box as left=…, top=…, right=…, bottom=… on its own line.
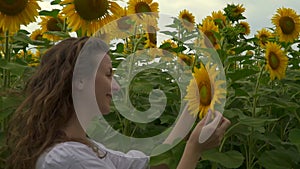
left=26, top=0, right=300, bottom=37
left=159, top=0, right=300, bottom=36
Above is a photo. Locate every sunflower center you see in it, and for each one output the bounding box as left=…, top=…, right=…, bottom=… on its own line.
left=0, top=0, right=27, bottom=16
left=260, top=34, right=268, bottom=45
left=147, top=26, right=157, bottom=45
left=268, top=52, right=280, bottom=69
left=74, top=0, right=109, bottom=21
left=279, top=16, right=295, bottom=34
left=199, top=83, right=211, bottom=106
left=182, top=14, right=193, bottom=23
left=135, top=2, right=151, bottom=13
left=204, top=31, right=217, bottom=48
left=46, top=18, right=63, bottom=31
left=33, top=34, right=43, bottom=41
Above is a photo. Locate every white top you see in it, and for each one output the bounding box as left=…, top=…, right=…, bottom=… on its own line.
left=35, top=140, right=149, bottom=169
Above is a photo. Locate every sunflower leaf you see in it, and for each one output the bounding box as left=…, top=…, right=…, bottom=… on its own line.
left=50, top=0, right=61, bottom=5
left=258, top=147, right=300, bottom=169
left=160, top=31, right=177, bottom=37
left=39, top=9, right=60, bottom=17
left=202, top=149, right=244, bottom=168
left=227, top=69, right=259, bottom=82
left=289, top=128, right=300, bottom=151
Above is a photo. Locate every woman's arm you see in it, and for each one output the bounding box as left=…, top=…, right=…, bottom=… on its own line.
left=177, top=114, right=231, bottom=169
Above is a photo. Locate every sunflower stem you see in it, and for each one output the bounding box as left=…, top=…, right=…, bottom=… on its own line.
left=246, top=65, right=264, bottom=169
left=252, top=65, right=264, bottom=118
left=3, top=30, right=10, bottom=89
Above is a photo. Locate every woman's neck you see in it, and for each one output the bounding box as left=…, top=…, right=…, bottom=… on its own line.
left=63, top=115, right=87, bottom=140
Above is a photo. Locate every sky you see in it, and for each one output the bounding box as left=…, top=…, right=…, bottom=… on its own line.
left=25, top=0, right=300, bottom=37
left=158, top=0, right=300, bottom=36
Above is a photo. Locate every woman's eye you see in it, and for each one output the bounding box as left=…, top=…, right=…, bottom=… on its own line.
left=106, top=72, right=113, bottom=77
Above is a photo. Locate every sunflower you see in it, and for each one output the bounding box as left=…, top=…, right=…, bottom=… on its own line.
left=161, top=39, right=178, bottom=49
left=205, top=10, right=227, bottom=29
left=177, top=53, right=195, bottom=66
left=185, top=63, right=226, bottom=119
left=144, top=25, right=158, bottom=48
left=239, top=21, right=250, bottom=35
left=224, top=4, right=245, bottom=22
left=60, top=0, right=122, bottom=36
left=256, top=28, right=273, bottom=47
left=39, top=15, right=64, bottom=41
left=198, top=18, right=220, bottom=49
left=272, top=7, right=300, bottom=42
left=178, top=9, right=195, bottom=32
left=127, top=0, right=159, bottom=15
left=103, top=7, right=137, bottom=40
left=0, top=0, right=40, bottom=33
left=265, top=42, right=288, bottom=80
left=28, top=50, right=41, bottom=67
left=30, top=29, right=44, bottom=41
left=159, top=39, right=177, bottom=54
left=233, top=4, right=245, bottom=16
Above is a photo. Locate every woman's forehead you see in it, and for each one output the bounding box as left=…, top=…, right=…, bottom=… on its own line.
left=99, top=54, right=112, bottom=69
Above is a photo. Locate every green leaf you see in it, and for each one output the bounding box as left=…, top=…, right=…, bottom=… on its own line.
left=202, top=149, right=244, bottom=168
left=160, top=31, right=177, bottom=37
left=238, top=116, right=278, bottom=128
left=289, top=128, right=300, bottom=151
left=50, top=0, right=61, bottom=5
left=227, top=69, right=259, bottom=82
left=39, top=9, right=60, bottom=17
left=0, top=60, right=28, bottom=75
left=258, top=148, right=300, bottom=169
left=12, top=31, right=32, bottom=44
left=232, top=44, right=255, bottom=55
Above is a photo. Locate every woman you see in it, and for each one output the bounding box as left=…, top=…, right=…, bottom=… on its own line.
left=5, top=37, right=231, bottom=169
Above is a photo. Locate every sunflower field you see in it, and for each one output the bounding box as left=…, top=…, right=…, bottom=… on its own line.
left=0, top=0, right=300, bottom=169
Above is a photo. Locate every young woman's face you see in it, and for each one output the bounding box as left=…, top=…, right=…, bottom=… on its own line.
left=95, top=54, right=120, bottom=114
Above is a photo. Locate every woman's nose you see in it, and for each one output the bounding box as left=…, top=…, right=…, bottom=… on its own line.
left=112, top=78, right=120, bottom=93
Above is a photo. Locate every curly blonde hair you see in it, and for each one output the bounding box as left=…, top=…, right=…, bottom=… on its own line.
left=5, top=37, right=90, bottom=169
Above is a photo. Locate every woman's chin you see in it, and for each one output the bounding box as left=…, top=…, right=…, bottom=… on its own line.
left=100, top=108, right=111, bottom=115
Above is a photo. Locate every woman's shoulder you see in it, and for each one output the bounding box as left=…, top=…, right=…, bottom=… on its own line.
left=36, top=141, right=114, bottom=169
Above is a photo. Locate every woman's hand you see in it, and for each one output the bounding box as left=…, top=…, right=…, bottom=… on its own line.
left=188, top=110, right=231, bottom=152
left=177, top=111, right=231, bottom=169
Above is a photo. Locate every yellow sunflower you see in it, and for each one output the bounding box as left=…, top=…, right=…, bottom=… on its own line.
left=239, top=21, right=250, bottom=35
left=161, top=39, right=178, bottom=49
left=233, top=4, right=245, bottom=16
left=272, top=7, right=300, bottom=43
left=177, top=53, right=195, bottom=66
left=30, top=29, right=44, bottom=41
left=185, top=63, right=226, bottom=119
left=40, top=15, right=64, bottom=41
left=178, top=9, right=195, bottom=32
left=28, top=50, right=41, bottom=67
left=256, top=28, right=273, bottom=47
left=60, top=0, right=122, bottom=36
left=103, top=7, right=137, bottom=40
left=265, top=42, right=288, bottom=80
left=198, top=18, right=220, bottom=49
left=144, top=25, right=158, bottom=48
left=127, top=0, right=159, bottom=15
left=205, top=10, right=227, bottom=28
left=0, top=0, right=40, bottom=34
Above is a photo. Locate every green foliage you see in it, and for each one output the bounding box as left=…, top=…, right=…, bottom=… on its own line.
left=0, top=1, right=300, bottom=169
